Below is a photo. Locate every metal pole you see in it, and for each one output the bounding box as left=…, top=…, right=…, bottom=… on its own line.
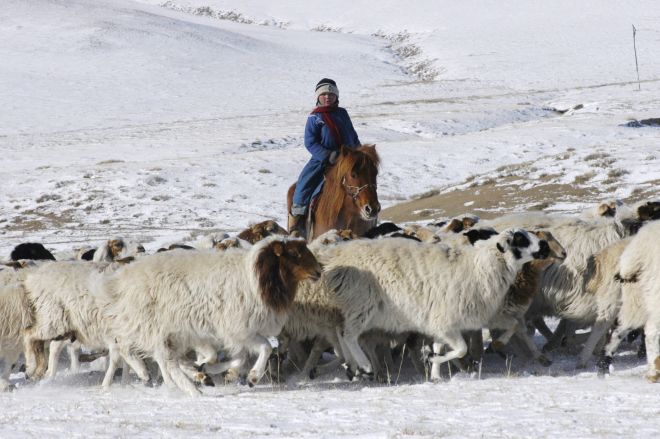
left=633, top=25, right=641, bottom=91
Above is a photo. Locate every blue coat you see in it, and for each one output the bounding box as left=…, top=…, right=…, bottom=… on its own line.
left=304, top=107, right=360, bottom=161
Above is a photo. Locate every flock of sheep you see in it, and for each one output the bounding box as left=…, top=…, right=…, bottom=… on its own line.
left=1, top=199, right=659, bottom=395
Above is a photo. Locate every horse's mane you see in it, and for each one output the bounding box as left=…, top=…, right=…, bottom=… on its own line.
left=316, top=144, right=380, bottom=225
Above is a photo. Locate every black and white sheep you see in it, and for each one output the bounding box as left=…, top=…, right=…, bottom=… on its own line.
left=321, top=229, right=549, bottom=378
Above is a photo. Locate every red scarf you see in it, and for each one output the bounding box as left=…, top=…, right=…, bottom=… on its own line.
left=312, top=105, right=343, bottom=147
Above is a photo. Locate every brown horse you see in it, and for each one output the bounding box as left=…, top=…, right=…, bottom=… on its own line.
left=287, top=144, right=381, bottom=241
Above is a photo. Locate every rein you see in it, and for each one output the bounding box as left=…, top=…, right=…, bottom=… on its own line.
left=341, top=176, right=377, bottom=200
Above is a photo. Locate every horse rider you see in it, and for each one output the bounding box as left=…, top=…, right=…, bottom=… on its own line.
left=290, top=78, right=361, bottom=237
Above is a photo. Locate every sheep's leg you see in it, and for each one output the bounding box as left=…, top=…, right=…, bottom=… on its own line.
left=597, top=322, right=629, bottom=375
left=379, top=342, right=396, bottom=383
left=154, top=340, right=200, bottom=396
left=121, top=360, right=131, bottom=385
left=511, top=321, right=552, bottom=366
left=342, top=333, right=373, bottom=377
left=152, top=345, right=175, bottom=390
left=46, top=340, right=66, bottom=379
left=336, top=328, right=357, bottom=368
left=0, top=347, right=20, bottom=391
left=430, top=342, right=444, bottom=381
left=532, top=317, right=554, bottom=342
left=643, top=321, right=659, bottom=383
left=245, top=335, right=272, bottom=386
left=117, top=346, right=150, bottom=384
left=491, top=320, right=519, bottom=351
left=67, top=341, right=80, bottom=373
left=307, top=332, right=345, bottom=378
left=178, top=357, right=214, bottom=387
left=302, top=337, right=329, bottom=379
left=576, top=320, right=613, bottom=369
left=285, top=340, right=308, bottom=372
left=23, top=331, right=47, bottom=380
left=466, top=330, right=484, bottom=364
left=361, top=335, right=382, bottom=379
left=101, top=345, right=122, bottom=389
left=429, top=331, right=468, bottom=368
left=193, top=343, right=218, bottom=367
left=404, top=334, right=428, bottom=377
left=204, top=349, right=248, bottom=383
left=542, top=318, right=570, bottom=352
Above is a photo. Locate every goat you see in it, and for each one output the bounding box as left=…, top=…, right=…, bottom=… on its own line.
left=321, top=229, right=549, bottom=379
left=104, top=237, right=322, bottom=395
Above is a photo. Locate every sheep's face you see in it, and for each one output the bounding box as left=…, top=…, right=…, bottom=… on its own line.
left=637, top=201, right=660, bottom=222
left=108, top=239, right=125, bottom=259
left=264, top=220, right=288, bottom=235
left=532, top=230, right=567, bottom=261
left=275, top=240, right=323, bottom=283
left=496, top=229, right=548, bottom=261
left=256, top=238, right=323, bottom=313
left=597, top=202, right=618, bottom=218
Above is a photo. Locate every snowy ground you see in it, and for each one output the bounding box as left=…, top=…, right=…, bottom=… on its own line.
left=1, top=0, right=659, bottom=437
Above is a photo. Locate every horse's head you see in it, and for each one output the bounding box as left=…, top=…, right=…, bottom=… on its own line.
left=335, top=144, right=381, bottom=220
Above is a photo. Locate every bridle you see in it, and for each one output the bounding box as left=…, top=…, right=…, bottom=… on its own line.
left=341, top=176, right=377, bottom=201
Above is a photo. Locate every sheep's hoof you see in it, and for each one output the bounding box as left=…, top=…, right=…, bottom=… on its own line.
left=537, top=355, right=552, bottom=367
left=342, top=363, right=355, bottom=381
left=637, top=345, right=647, bottom=359
left=596, top=356, right=612, bottom=376
left=194, top=372, right=215, bottom=387
left=430, top=376, right=442, bottom=384
left=308, top=367, right=317, bottom=380
left=0, top=383, right=15, bottom=392
left=356, top=368, right=374, bottom=381
left=247, top=371, right=260, bottom=387
left=222, top=369, right=240, bottom=384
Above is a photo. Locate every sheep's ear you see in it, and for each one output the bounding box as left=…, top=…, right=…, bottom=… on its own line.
left=496, top=235, right=510, bottom=253
left=464, top=230, right=479, bottom=245
left=271, top=241, right=284, bottom=257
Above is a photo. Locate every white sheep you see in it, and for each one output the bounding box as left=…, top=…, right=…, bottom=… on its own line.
left=104, top=237, right=322, bottom=395
left=597, top=219, right=660, bottom=382
left=0, top=265, right=37, bottom=391
left=321, top=229, right=549, bottom=379
left=21, top=260, right=149, bottom=388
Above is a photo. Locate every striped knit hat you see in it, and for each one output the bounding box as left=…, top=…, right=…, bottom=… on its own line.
left=315, top=78, right=339, bottom=100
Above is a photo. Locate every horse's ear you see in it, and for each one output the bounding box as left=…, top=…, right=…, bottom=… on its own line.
left=340, top=145, right=351, bottom=156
